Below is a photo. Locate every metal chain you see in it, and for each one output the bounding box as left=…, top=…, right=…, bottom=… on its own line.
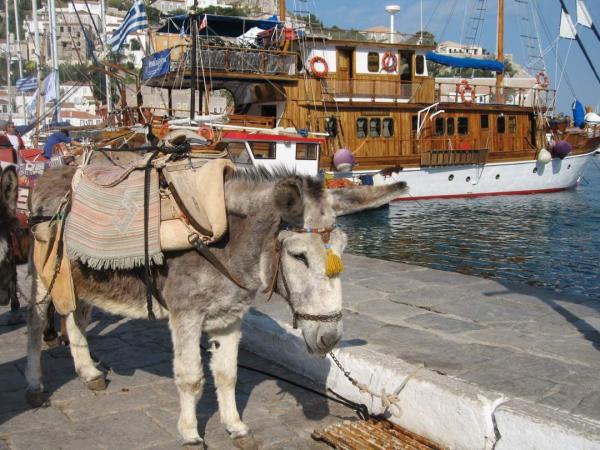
left=328, top=351, right=424, bottom=418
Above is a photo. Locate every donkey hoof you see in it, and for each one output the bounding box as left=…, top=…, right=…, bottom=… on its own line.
left=232, top=434, right=258, bottom=450
left=25, top=389, right=47, bottom=408
left=181, top=437, right=205, bottom=449
left=85, top=375, right=107, bottom=391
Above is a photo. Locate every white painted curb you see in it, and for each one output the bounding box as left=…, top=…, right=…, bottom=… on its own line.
left=241, top=309, right=600, bottom=450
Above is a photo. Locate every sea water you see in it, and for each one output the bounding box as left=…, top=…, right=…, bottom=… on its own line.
left=339, top=157, right=600, bottom=298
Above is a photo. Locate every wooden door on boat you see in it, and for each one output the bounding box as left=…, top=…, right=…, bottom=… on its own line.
left=337, top=48, right=353, bottom=79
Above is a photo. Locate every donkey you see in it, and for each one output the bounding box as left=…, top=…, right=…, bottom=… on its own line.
left=25, top=164, right=407, bottom=445
left=0, top=166, right=18, bottom=308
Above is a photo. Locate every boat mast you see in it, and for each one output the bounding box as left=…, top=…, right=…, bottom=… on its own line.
left=496, top=0, right=504, bottom=101
left=31, top=0, right=42, bottom=144
left=48, top=0, right=61, bottom=122
left=13, top=0, right=25, bottom=124
left=279, top=0, right=285, bottom=22
left=189, top=0, right=197, bottom=120
left=4, top=0, right=12, bottom=117
left=100, top=0, right=111, bottom=118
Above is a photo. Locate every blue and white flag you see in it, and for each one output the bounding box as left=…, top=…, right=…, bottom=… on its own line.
left=107, top=0, right=148, bottom=52
left=16, top=76, right=37, bottom=92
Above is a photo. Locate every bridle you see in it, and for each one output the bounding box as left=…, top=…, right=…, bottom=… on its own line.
left=262, top=224, right=343, bottom=329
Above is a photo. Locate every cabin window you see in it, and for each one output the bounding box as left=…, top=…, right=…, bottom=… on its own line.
left=369, top=118, right=381, bottom=137
left=226, top=142, right=252, bottom=164
left=509, top=116, right=517, bottom=133
left=480, top=114, right=489, bottom=129
left=446, top=117, right=455, bottom=135
left=367, top=52, right=380, bottom=72
left=458, top=117, right=469, bottom=135
left=356, top=117, right=368, bottom=138
left=382, top=118, right=394, bottom=137
left=411, top=115, right=418, bottom=132
left=497, top=116, right=506, bottom=133
left=435, top=117, right=445, bottom=136
left=415, top=55, right=426, bottom=76
left=249, top=141, right=276, bottom=159
left=296, top=143, right=318, bottom=160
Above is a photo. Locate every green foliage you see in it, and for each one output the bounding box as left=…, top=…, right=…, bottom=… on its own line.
left=130, top=38, right=141, bottom=51
left=196, top=5, right=249, bottom=16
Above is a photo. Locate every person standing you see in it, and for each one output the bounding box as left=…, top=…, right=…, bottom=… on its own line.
left=2, top=121, right=25, bottom=152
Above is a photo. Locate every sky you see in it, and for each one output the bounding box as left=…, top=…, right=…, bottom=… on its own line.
left=297, top=0, right=600, bottom=114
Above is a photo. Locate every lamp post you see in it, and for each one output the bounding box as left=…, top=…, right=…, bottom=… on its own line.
left=384, top=5, right=400, bottom=44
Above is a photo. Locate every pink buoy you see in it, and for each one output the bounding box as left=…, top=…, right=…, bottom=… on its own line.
left=333, top=148, right=356, bottom=172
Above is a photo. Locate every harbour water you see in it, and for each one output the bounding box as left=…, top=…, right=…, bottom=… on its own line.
left=339, top=157, right=600, bottom=299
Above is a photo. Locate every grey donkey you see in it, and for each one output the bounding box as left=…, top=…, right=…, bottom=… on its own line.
left=25, top=164, right=407, bottom=446
left=0, top=165, right=18, bottom=307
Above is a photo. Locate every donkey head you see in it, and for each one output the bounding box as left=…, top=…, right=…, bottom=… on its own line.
left=0, top=166, right=18, bottom=306
left=271, top=176, right=408, bottom=355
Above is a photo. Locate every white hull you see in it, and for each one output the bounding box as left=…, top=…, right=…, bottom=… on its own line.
left=331, top=151, right=596, bottom=200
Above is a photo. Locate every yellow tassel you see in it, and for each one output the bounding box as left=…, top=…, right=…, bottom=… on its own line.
left=325, top=247, right=344, bottom=278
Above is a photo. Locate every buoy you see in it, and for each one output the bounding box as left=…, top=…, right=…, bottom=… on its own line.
left=333, top=148, right=356, bottom=172
left=552, top=140, right=572, bottom=160
left=537, top=148, right=552, bottom=164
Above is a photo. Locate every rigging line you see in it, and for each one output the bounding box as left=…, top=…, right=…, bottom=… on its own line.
left=424, top=0, right=443, bottom=31
left=556, top=36, right=574, bottom=97
left=81, top=0, right=104, bottom=46
left=439, top=0, right=459, bottom=41
left=70, top=0, right=101, bottom=66
left=558, top=0, right=600, bottom=85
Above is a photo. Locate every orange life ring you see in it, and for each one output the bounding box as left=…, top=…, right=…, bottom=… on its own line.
left=381, top=52, right=397, bottom=72
left=197, top=126, right=214, bottom=141
left=309, top=56, right=329, bottom=78
left=158, top=121, right=170, bottom=138
left=457, top=80, right=475, bottom=105
left=536, top=71, right=549, bottom=89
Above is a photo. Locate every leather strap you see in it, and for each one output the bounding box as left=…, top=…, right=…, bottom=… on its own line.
left=189, top=235, right=247, bottom=290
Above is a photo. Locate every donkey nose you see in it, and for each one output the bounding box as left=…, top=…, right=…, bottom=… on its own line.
left=318, top=327, right=341, bottom=352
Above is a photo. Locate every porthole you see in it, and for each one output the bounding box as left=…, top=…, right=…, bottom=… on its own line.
left=533, top=167, right=537, bottom=173
left=567, top=164, right=571, bottom=169
left=495, top=174, right=500, bottom=180
left=466, top=176, right=471, bottom=182
left=448, top=174, right=454, bottom=181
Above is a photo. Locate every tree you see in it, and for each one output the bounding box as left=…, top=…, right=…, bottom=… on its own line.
left=130, top=38, right=141, bottom=51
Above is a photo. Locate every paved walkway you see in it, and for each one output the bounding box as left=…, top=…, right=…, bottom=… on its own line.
left=0, top=270, right=354, bottom=450
left=246, top=254, right=600, bottom=448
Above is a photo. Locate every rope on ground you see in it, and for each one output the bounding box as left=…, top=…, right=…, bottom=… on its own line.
left=329, top=351, right=424, bottom=418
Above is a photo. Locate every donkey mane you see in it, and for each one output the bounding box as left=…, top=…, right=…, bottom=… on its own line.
left=226, top=165, right=325, bottom=200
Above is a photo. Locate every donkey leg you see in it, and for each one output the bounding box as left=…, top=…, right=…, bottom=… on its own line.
left=208, top=320, right=249, bottom=438
left=65, top=303, right=105, bottom=390
left=169, top=313, right=204, bottom=445
left=25, top=275, right=50, bottom=406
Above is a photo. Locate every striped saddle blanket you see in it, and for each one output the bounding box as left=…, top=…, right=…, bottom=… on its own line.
left=65, top=162, right=162, bottom=270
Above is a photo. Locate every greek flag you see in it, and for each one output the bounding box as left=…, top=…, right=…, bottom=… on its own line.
left=107, top=0, right=148, bottom=52
left=16, top=76, right=37, bottom=92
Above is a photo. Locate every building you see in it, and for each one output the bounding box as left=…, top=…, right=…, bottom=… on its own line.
left=437, top=41, right=484, bottom=57
left=60, top=110, right=103, bottom=126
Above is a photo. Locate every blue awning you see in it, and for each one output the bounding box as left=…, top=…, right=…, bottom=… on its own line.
left=426, top=51, right=504, bottom=73
left=156, top=14, right=281, bottom=37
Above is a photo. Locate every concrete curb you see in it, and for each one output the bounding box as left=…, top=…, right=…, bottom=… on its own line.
left=241, top=309, right=600, bottom=450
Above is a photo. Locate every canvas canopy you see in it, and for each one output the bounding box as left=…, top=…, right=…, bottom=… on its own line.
left=156, top=14, right=281, bottom=38
left=426, top=51, right=504, bottom=73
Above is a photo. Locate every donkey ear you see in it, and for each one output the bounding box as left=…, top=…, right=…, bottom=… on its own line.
left=274, top=178, right=304, bottom=224
left=327, top=181, right=408, bottom=216
left=0, top=167, right=18, bottom=215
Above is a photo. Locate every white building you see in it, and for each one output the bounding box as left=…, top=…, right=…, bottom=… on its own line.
left=437, top=41, right=484, bottom=57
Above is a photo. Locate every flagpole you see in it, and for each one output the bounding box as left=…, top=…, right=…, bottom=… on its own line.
left=48, top=0, right=61, bottom=122
left=5, top=0, right=12, bottom=118
left=31, top=0, right=42, bottom=145
left=189, top=0, right=198, bottom=121
left=101, top=0, right=111, bottom=119
left=13, top=0, right=26, bottom=124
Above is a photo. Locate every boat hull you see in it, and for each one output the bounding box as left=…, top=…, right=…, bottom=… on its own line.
left=330, top=151, right=596, bottom=200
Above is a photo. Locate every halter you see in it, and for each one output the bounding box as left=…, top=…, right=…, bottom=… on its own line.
left=262, top=224, right=344, bottom=329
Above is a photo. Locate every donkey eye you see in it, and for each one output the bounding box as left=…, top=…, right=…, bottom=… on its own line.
left=291, top=252, right=309, bottom=267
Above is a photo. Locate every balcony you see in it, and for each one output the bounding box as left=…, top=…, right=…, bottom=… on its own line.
left=318, top=77, right=433, bottom=103
left=434, top=81, right=556, bottom=107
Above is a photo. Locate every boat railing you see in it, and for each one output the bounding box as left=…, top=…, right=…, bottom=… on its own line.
left=321, top=77, right=422, bottom=101
left=434, top=81, right=556, bottom=107
left=304, top=27, right=435, bottom=46
left=174, top=44, right=297, bottom=76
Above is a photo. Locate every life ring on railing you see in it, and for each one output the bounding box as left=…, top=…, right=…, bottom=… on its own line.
left=197, top=126, right=214, bottom=141
left=309, top=56, right=329, bottom=78
left=536, top=71, right=549, bottom=89
left=457, top=79, right=475, bottom=105
left=382, top=51, right=397, bottom=72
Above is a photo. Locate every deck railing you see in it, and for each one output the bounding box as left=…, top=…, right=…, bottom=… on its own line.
left=175, top=45, right=297, bottom=76
left=321, top=77, right=420, bottom=101
left=434, top=81, right=556, bottom=107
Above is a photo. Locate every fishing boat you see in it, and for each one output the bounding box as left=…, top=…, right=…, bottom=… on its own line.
left=136, top=0, right=600, bottom=200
